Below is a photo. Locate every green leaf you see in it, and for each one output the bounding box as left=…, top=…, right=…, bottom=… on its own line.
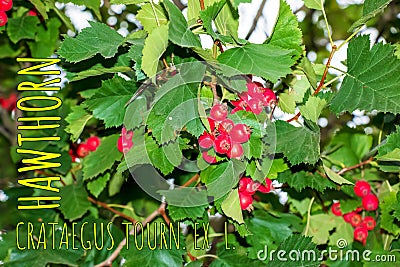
left=28, top=18, right=62, bottom=58
left=141, top=24, right=169, bottom=77
left=5, top=248, right=83, bottom=267
left=218, top=44, right=296, bottom=83
left=303, top=0, right=325, bottom=10
left=266, top=235, right=321, bottom=267
left=278, top=170, right=335, bottom=192
left=330, top=35, right=400, bottom=114
left=7, top=16, right=40, bottom=43
left=84, top=76, right=138, bottom=128
left=380, top=192, right=400, bottom=236
left=57, top=0, right=101, bottom=19
left=221, top=189, right=244, bottom=224
left=376, top=148, right=400, bottom=162
left=187, top=0, right=201, bottom=25
left=299, top=96, right=327, bottom=123
left=349, top=0, right=392, bottom=32
left=109, top=171, right=126, bottom=196
left=65, top=105, right=93, bottom=142
left=58, top=21, right=124, bottom=63
left=213, top=0, right=239, bottom=42
left=275, top=120, right=320, bottom=165
left=136, top=3, right=168, bottom=33
left=87, top=172, right=111, bottom=197
left=267, top=158, right=289, bottom=179
left=267, top=0, right=303, bottom=60
left=164, top=0, right=202, bottom=47
left=59, top=181, right=91, bottom=221
left=323, top=165, right=353, bottom=185
left=307, top=214, right=337, bottom=244
left=162, top=189, right=208, bottom=220
left=378, top=126, right=400, bottom=158
left=83, top=134, right=122, bottom=180
left=278, top=92, right=296, bottom=113
left=68, top=65, right=132, bottom=82
left=200, top=160, right=246, bottom=197
left=199, top=0, right=227, bottom=40
left=211, top=246, right=265, bottom=267
left=111, top=0, right=148, bottom=4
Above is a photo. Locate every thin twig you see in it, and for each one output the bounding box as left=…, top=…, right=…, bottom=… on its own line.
left=88, top=197, right=138, bottom=224
left=182, top=173, right=200, bottom=187
left=245, top=0, right=267, bottom=40
left=337, top=157, right=373, bottom=176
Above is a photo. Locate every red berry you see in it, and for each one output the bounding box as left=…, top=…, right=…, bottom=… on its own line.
left=331, top=202, right=342, bottom=216
left=208, top=117, right=217, bottom=132
left=0, top=93, right=16, bottom=111
left=247, top=98, right=264, bottom=114
left=117, top=136, right=133, bottom=153
left=239, top=192, right=253, bottom=210
left=362, top=194, right=379, bottom=211
left=210, top=104, right=228, bottom=122
left=230, top=124, right=251, bottom=143
left=69, top=148, right=78, bottom=162
left=354, top=180, right=371, bottom=197
left=238, top=177, right=252, bottom=192
left=28, top=9, right=38, bottom=16
left=0, top=0, right=12, bottom=12
left=262, top=88, right=276, bottom=105
left=218, top=119, right=234, bottom=134
left=199, top=132, right=214, bottom=149
left=77, top=143, right=90, bottom=158
left=258, top=178, right=272, bottom=193
left=227, top=142, right=243, bottom=159
left=0, top=11, right=7, bottom=26
left=355, top=207, right=363, bottom=213
left=350, top=213, right=362, bottom=227
left=343, top=212, right=356, bottom=223
left=202, top=151, right=216, bottom=164
left=354, top=226, right=368, bottom=244
left=362, top=216, right=376, bottom=231
left=246, top=82, right=264, bottom=99
left=213, top=134, right=231, bottom=154
left=86, top=136, right=101, bottom=151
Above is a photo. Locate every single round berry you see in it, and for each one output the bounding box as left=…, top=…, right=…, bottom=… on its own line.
left=354, top=226, right=368, bottom=244
left=0, top=0, right=12, bottom=12
left=213, top=134, right=232, bottom=154
left=246, top=82, right=264, bottom=99
left=202, top=151, right=216, bottom=164
left=362, top=194, right=379, bottom=211
left=199, top=132, right=214, bottom=149
left=227, top=142, right=243, bottom=159
left=331, top=202, right=342, bottom=216
left=343, top=212, right=356, bottom=223
left=239, top=192, right=253, bottom=210
left=218, top=118, right=234, bottom=134
left=117, top=135, right=133, bottom=153
left=77, top=143, right=90, bottom=158
left=238, top=177, right=252, bottom=192
left=350, top=213, right=362, bottom=227
left=86, top=136, right=101, bottom=151
left=0, top=93, right=16, bottom=111
left=258, top=178, right=272, bottom=193
left=362, top=216, right=376, bottom=231
left=230, top=124, right=251, bottom=143
left=247, top=98, right=264, bottom=114
left=354, top=180, right=371, bottom=197
left=0, top=11, right=7, bottom=27
left=263, top=89, right=276, bottom=106
left=210, top=104, right=228, bottom=122
left=28, top=9, right=38, bottom=16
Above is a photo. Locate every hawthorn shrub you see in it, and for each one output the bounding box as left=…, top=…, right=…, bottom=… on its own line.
left=0, top=0, right=400, bottom=266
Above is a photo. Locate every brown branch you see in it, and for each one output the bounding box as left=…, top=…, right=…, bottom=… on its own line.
left=199, top=0, right=205, bottom=10
left=182, top=173, right=200, bottom=187
left=286, top=45, right=337, bottom=123
left=245, top=0, right=267, bottom=40
left=337, top=157, right=373, bottom=176
left=88, top=196, right=138, bottom=224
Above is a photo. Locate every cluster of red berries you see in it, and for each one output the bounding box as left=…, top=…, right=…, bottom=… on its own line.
left=117, top=127, right=134, bottom=153
left=199, top=103, right=251, bottom=163
left=69, top=136, right=101, bottom=162
left=331, top=180, right=379, bottom=245
left=0, top=93, right=16, bottom=112
left=239, top=177, right=272, bottom=211
left=231, top=82, right=276, bottom=114
left=0, top=0, right=13, bottom=27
